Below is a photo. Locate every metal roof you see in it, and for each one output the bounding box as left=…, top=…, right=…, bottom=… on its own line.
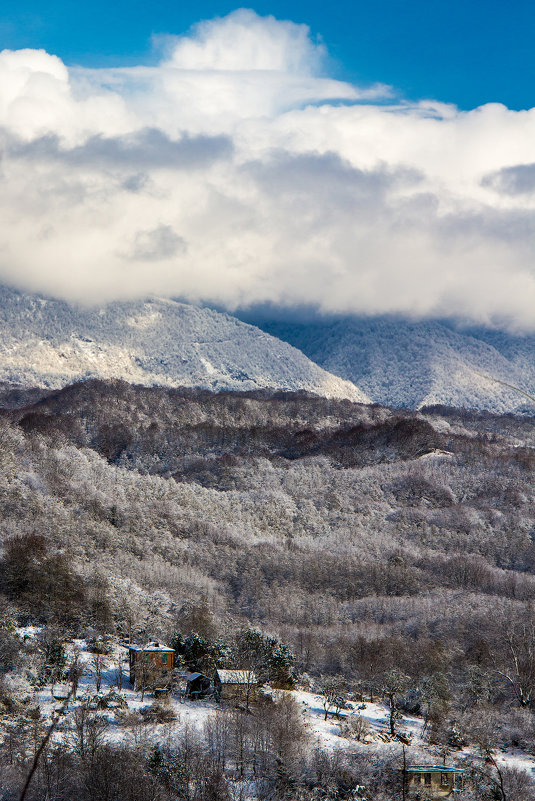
left=407, top=766, right=463, bottom=772
left=215, top=669, right=257, bottom=684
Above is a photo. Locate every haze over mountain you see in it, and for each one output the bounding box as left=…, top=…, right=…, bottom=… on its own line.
left=0, top=286, right=368, bottom=402
left=250, top=315, right=535, bottom=414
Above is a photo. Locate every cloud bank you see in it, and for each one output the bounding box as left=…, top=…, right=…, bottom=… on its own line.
left=2, top=9, right=535, bottom=329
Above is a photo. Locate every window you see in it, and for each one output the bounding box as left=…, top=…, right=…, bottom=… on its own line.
left=441, top=773, right=450, bottom=787
left=412, top=774, right=421, bottom=784
left=424, top=773, right=432, bottom=786
left=161, top=654, right=168, bottom=666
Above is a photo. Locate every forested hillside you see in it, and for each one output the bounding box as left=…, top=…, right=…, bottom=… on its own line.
left=2, top=381, right=535, bottom=798
left=0, top=286, right=367, bottom=401
left=253, top=315, right=535, bottom=413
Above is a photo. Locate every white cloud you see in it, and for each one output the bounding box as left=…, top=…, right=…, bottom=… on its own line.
left=164, top=8, right=325, bottom=73
left=1, top=10, right=535, bottom=328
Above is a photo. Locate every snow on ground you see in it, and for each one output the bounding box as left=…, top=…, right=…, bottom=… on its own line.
left=493, top=749, right=535, bottom=775
left=281, top=689, right=535, bottom=779
left=291, top=690, right=426, bottom=748
left=15, top=625, right=41, bottom=640
left=5, top=634, right=535, bottom=781
left=291, top=690, right=349, bottom=748
left=22, top=639, right=222, bottom=751
left=291, top=690, right=389, bottom=748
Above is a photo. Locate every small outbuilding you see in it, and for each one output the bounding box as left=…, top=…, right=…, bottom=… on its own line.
left=405, top=765, right=464, bottom=798
left=213, top=669, right=258, bottom=705
left=185, top=672, right=212, bottom=700
left=128, top=641, right=175, bottom=691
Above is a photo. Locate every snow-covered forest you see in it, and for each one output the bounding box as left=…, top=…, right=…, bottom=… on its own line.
left=2, top=380, right=535, bottom=799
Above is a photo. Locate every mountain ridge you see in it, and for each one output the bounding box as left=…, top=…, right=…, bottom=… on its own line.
left=0, top=286, right=369, bottom=402
left=250, top=315, right=535, bottom=414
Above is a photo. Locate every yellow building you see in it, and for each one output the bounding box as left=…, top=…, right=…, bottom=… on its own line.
left=405, top=765, right=464, bottom=799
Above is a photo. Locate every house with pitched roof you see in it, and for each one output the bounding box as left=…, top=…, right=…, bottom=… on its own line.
left=128, top=641, right=175, bottom=691
left=214, top=668, right=258, bottom=705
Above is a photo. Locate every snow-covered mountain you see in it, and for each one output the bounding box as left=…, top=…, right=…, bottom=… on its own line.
left=0, top=286, right=369, bottom=401
left=251, top=316, right=535, bottom=413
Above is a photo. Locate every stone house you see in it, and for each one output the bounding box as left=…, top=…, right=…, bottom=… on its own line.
left=213, top=669, right=258, bottom=704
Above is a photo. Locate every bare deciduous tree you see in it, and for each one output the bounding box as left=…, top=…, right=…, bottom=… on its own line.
left=91, top=654, right=103, bottom=693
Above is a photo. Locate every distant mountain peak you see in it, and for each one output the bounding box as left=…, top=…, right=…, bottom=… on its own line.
left=0, top=286, right=369, bottom=402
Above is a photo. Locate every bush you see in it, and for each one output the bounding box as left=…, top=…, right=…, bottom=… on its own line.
left=140, top=703, right=177, bottom=724
left=339, top=714, right=371, bottom=741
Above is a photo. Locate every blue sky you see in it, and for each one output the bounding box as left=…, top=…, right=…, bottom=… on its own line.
left=1, top=0, right=534, bottom=110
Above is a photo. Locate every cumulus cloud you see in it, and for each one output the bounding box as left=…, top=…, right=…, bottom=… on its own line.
left=164, top=8, right=325, bottom=73
left=1, top=9, right=535, bottom=328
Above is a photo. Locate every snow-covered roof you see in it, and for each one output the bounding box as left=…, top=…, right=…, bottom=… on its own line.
left=187, top=672, right=204, bottom=681
left=215, top=669, right=257, bottom=684
left=128, top=641, right=174, bottom=652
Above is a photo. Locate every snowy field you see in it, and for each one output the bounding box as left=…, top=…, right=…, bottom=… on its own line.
left=4, top=629, right=535, bottom=787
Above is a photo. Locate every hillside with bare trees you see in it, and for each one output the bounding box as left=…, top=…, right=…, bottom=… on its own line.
left=2, top=381, right=535, bottom=798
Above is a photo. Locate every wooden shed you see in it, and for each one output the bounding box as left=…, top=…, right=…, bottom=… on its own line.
left=185, top=672, right=211, bottom=700
left=405, top=765, right=464, bottom=798
left=128, top=641, right=175, bottom=691
left=213, top=669, right=258, bottom=704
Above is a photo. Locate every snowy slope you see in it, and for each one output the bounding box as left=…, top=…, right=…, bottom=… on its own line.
left=16, top=632, right=535, bottom=785
left=0, top=287, right=368, bottom=402
left=255, top=317, right=535, bottom=413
